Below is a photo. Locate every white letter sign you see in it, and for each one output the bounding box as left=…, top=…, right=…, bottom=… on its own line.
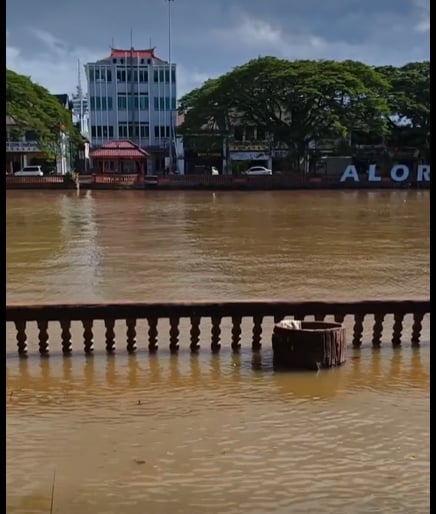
left=391, top=164, right=410, bottom=182
left=340, top=165, right=359, bottom=182
left=417, top=165, right=430, bottom=182
left=368, top=164, right=381, bottom=182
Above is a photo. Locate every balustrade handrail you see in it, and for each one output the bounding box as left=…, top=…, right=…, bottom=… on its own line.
left=6, top=299, right=429, bottom=321
left=6, top=299, right=430, bottom=356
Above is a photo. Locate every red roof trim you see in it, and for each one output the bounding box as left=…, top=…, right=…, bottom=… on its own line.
left=90, top=140, right=150, bottom=159
left=100, top=48, right=166, bottom=63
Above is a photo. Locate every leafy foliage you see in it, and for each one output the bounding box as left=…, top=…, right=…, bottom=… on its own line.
left=376, top=62, right=430, bottom=155
left=6, top=69, right=81, bottom=157
left=179, top=58, right=429, bottom=167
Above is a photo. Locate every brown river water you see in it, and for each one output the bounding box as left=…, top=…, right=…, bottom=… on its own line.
left=6, top=190, right=430, bottom=514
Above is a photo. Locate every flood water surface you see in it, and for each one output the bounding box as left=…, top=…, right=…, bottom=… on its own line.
left=6, top=190, right=430, bottom=513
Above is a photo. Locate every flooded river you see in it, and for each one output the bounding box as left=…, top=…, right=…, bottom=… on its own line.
left=6, top=190, right=430, bottom=513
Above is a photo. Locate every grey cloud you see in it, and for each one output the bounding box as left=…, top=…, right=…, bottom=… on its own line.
left=6, top=0, right=429, bottom=97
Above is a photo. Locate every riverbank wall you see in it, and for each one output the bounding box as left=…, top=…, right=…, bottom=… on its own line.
left=5, top=173, right=430, bottom=191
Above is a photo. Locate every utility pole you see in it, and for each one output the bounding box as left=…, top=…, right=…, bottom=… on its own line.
left=168, top=0, right=174, bottom=171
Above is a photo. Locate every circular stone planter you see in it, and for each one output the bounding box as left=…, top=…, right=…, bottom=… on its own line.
left=272, top=320, right=347, bottom=371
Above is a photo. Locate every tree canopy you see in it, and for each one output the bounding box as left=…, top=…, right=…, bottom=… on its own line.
left=376, top=62, right=429, bottom=155
left=179, top=57, right=429, bottom=167
left=6, top=69, right=80, bottom=157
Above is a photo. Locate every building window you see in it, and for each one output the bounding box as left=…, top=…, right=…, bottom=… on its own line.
left=118, top=95, right=127, bottom=110
left=117, top=69, right=126, bottom=82
left=165, top=69, right=170, bottom=82
left=117, top=123, right=149, bottom=138
left=171, top=69, right=176, bottom=83
left=159, top=69, right=165, bottom=82
left=154, top=125, right=170, bottom=138
left=107, top=70, right=112, bottom=82
left=119, top=124, right=128, bottom=138
left=234, top=127, right=243, bottom=141
left=257, top=127, right=266, bottom=141
left=113, top=58, right=117, bottom=64
left=158, top=126, right=169, bottom=137
left=139, top=95, right=148, bottom=109
left=108, top=97, right=113, bottom=110
left=245, top=127, right=255, bottom=141
left=91, top=126, right=96, bottom=137
left=109, top=126, right=114, bottom=137
left=139, top=70, right=148, bottom=82
left=89, top=69, right=94, bottom=82
left=154, top=70, right=159, bottom=82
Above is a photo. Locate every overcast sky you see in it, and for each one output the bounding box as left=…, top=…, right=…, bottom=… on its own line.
left=6, top=0, right=429, bottom=98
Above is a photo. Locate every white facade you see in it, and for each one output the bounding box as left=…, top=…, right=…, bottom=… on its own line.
left=85, top=47, right=177, bottom=173
left=71, top=88, right=89, bottom=137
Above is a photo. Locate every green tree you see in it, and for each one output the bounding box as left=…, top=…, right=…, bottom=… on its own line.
left=179, top=58, right=391, bottom=170
left=376, top=62, right=430, bottom=157
left=6, top=69, right=81, bottom=159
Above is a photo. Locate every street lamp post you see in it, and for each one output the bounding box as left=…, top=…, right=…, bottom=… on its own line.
left=168, top=0, right=174, bottom=172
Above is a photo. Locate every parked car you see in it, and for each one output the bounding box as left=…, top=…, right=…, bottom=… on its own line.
left=14, top=165, right=44, bottom=177
left=243, top=166, right=272, bottom=176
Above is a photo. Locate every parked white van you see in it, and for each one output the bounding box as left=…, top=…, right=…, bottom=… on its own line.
left=14, top=166, right=44, bottom=177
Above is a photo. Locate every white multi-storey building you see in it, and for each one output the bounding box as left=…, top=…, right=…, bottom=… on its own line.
left=85, top=47, right=176, bottom=173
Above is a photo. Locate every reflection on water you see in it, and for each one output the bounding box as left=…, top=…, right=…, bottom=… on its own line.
left=6, top=190, right=430, bottom=513
left=6, top=347, right=430, bottom=514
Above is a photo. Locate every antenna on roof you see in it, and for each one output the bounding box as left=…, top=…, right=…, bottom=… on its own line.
left=111, top=37, right=115, bottom=49
left=149, top=37, right=152, bottom=49
left=130, top=28, right=133, bottom=50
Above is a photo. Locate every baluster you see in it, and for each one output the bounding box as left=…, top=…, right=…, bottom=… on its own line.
left=190, top=316, right=201, bottom=353
left=411, top=312, right=424, bottom=347
left=372, top=313, right=385, bottom=348
left=147, top=317, right=158, bottom=353
left=314, top=314, right=325, bottom=321
left=60, top=319, right=72, bottom=355
left=126, top=318, right=137, bottom=353
left=352, top=313, right=365, bottom=348
left=211, top=316, right=221, bottom=353
left=392, top=313, right=405, bottom=347
left=37, top=320, right=49, bottom=356
left=104, top=318, right=116, bottom=354
left=334, top=313, right=345, bottom=324
left=82, top=320, right=94, bottom=354
left=252, top=315, right=263, bottom=351
left=14, top=320, right=28, bottom=357
left=231, top=316, right=242, bottom=352
left=169, top=317, right=180, bottom=353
